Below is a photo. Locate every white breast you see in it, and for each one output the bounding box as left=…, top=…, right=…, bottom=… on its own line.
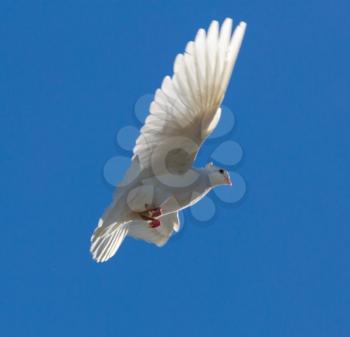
left=142, top=169, right=211, bottom=214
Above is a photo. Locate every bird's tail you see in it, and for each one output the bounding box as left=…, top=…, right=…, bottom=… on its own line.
left=90, top=222, right=129, bottom=263
left=90, top=193, right=131, bottom=263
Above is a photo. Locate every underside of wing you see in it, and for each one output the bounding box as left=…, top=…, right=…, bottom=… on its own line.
left=133, top=18, right=246, bottom=175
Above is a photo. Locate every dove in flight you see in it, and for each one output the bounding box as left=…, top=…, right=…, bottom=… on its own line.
left=90, top=18, right=247, bottom=262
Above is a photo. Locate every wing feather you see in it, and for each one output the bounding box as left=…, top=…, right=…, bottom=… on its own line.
left=133, top=19, right=246, bottom=175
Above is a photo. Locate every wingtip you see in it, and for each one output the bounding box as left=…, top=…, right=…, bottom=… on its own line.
left=223, top=18, right=247, bottom=31
left=208, top=19, right=219, bottom=30
left=239, top=21, right=247, bottom=30
left=223, top=17, right=233, bottom=25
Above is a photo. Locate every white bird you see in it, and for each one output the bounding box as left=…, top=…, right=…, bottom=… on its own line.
left=90, top=18, right=247, bottom=262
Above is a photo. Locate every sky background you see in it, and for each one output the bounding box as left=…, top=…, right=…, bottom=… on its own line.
left=1, top=1, right=349, bottom=336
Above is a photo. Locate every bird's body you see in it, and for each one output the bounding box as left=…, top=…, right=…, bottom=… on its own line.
left=110, top=163, right=212, bottom=217
left=90, top=18, right=247, bottom=262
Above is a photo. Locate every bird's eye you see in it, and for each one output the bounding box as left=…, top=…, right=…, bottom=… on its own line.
left=219, top=169, right=224, bottom=174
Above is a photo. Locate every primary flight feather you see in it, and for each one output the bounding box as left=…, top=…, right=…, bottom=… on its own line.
left=91, top=18, right=247, bottom=262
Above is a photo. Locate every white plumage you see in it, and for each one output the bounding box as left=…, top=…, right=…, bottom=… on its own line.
left=90, top=18, right=246, bottom=262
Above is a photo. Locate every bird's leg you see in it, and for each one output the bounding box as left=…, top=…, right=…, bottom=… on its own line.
left=147, top=207, right=162, bottom=218
left=140, top=206, right=162, bottom=218
left=139, top=214, right=161, bottom=228
left=139, top=206, right=162, bottom=228
left=149, top=219, right=161, bottom=228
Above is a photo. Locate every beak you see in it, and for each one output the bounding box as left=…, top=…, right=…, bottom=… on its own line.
left=225, top=174, right=232, bottom=186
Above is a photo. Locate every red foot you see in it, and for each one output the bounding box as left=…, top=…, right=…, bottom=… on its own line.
left=149, top=219, right=161, bottom=228
left=147, top=208, right=162, bottom=218
left=140, top=207, right=162, bottom=227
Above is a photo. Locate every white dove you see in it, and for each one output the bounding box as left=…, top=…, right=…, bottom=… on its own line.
left=90, top=18, right=246, bottom=262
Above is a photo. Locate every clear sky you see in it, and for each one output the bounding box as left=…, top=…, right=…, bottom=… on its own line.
left=1, top=1, right=349, bottom=336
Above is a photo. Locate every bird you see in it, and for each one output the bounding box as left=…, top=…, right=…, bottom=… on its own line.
left=90, top=18, right=247, bottom=262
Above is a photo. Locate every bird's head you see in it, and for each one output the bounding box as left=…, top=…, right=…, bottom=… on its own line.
left=205, top=162, right=232, bottom=187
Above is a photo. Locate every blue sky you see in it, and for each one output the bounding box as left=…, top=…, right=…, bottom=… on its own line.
left=1, top=1, right=349, bottom=336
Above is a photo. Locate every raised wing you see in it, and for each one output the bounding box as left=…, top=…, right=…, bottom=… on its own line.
left=133, top=18, right=246, bottom=176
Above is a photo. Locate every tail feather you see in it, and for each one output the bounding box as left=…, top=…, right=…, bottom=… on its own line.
left=90, top=222, right=128, bottom=263
left=90, top=190, right=130, bottom=263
